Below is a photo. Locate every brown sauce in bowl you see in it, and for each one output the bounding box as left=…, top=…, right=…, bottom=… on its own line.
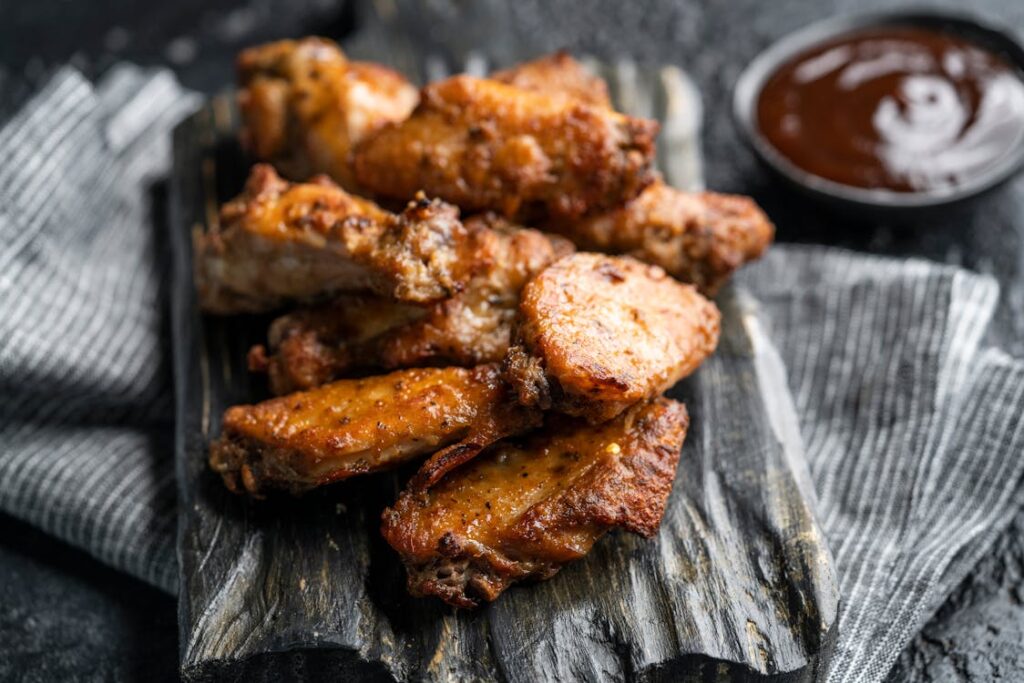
left=757, top=26, right=1024, bottom=193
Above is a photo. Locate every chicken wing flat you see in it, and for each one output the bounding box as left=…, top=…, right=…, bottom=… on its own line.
left=353, top=75, right=658, bottom=222
left=504, top=253, right=719, bottom=423
left=546, top=181, right=774, bottom=295
left=195, top=164, right=470, bottom=314
left=382, top=398, right=688, bottom=608
left=209, top=365, right=539, bottom=496
left=492, top=51, right=611, bottom=109
left=237, top=37, right=419, bottom=190
left=249, top=217, right=574, bottom=395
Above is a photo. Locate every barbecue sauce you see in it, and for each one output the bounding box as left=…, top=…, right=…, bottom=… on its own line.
left=757, top=26, right=1024, bottom=193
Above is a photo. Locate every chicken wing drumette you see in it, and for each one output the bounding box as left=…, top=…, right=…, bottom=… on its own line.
left=209, top=364, right=539, bottom=497
left=353, top=75, right=658, bottom=222
left=249, top=216, right=574, bottom=394
left=195, top=164, right=471, bottom=314
left=382, top=398, right=688, bottom=607
left=490, top=54, right=772, bottom=293
left=504, top=253, right=719, bottom=424
left=237, top=37, right=419, bottom=190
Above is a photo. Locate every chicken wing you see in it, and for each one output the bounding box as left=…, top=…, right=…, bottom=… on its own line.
left=245, top=295, right=425, bottom=395
left=209, top=365, right=539, bottom=496
left=382, top=398, right=688, bottom=608
left=249, top=216, right=574, bottom=395
left=195, top=164, right=470, bottom=314
left=353, top=75, right=658, bottom=222
left=504, top=253, right=719, bottom=423
left=546, top=181, right=774, bottom=295
left=492, top=51, right=611, bottom=109
left=237, top=37, right=419, bottom=190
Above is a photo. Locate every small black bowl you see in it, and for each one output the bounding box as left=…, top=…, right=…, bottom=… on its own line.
left=733, top=9, right=1024, bottom=218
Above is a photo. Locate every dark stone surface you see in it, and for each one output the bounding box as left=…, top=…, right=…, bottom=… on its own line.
left=0, top=513, right=178, bottom=683
left=0, top=0, right=357, bottom=94
left=2, top=0, right=1024, bottom=680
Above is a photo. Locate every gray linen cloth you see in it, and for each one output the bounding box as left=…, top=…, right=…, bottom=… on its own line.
left=2, top=66, right=1023, bottom=682
left=0, top=66, right=199, bottom=592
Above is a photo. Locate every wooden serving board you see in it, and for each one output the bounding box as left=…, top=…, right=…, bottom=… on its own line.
left=169, top=89, right=839, bottom=681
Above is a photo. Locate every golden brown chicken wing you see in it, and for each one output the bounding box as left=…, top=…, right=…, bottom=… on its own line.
left=382, top=398, right=688, bottom=608
left=504, top=253, right=719, bottom=423
left=195, top=164, right=471, bottom=314
left=249, top=217, right=573, bottom=394
left=209, top=365, right=539, bottom=497
left=492, top=51, right=611, bottom=109
left=245, top=295, right=425, bottom=395
left=353, top=75, right=658, bottom=222
left=371, top=217, right=574, bottom=368
left=546, top=181, right=775, bottom=295
left=237, top=37, right=419, bottom=190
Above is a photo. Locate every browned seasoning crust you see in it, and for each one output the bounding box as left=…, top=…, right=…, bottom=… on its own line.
left=381, top=398, right=689, bottom=608
left=209, top=365, right=540, bottom=497
left=247, top=295, right=425, bottom=396
left=194, top=164, right=472, bottom=314
left=352, top=75, right=659, bottom=222
left=504, top=253, right=720, bottom=423
left=492, top=51, right=612, bottom=109
left=249, top=216, right=574, bottom=395
left=491, top=54, right=771, bottom=294
left=546, top=181, right=775, bottom=295
left=372, top=217, right=574, bottom=369
left=237, top=37, right=418, bottom=190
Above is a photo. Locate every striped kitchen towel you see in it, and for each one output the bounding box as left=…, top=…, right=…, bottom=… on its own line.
left=740, top=248, right=1024, bottom=682
left=0, top=65, right=199, bottom=592
left=1, top=65, right=1023, bottom=683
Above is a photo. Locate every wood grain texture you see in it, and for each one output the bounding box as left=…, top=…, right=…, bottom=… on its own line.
left=169, top=93, right=839, bottom=681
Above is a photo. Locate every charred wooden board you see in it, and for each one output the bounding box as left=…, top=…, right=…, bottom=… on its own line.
left=169, top=93, right=839, bottom=681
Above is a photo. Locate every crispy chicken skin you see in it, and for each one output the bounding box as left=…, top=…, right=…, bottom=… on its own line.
left=353, top=75, right=658, bottom=222
left=250, top=217, right=574, bottom=395
left=382, top=398, right=688, bottom=608
left=372, top=217, right=574, bottom=370
left=195, top=165, right=470, bottom=314
left=492, top=51, right=612, bottom=109
left=246, top=295, right=426, bottom=395
left=237, top=38, right=419, bottom=190
left=547, top=181, right=774, bottom=295
left=504, top=253, right=720, bottom=423
left=209, top=365, right=539, bottom=497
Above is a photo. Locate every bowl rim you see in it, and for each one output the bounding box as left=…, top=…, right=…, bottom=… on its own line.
left=733, top=8, right=1024, bottom=210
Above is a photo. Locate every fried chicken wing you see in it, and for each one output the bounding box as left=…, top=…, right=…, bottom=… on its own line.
left=492, top=51, right=611, bottom=109
left=372, top=217, right=574, bottom=368
left=382, top=398, right=688, bottom=608
left=246, top=295, right=426, bottom=395
left=504, top=253, right=719, bottom=423
left=209, top=365, right=539, bottom=496
left=353, top=75, right=658, bottom=222
left=546, top=181, right=774, bottom=295
left=237, top=38, right=419, bottom=190
left=195, top=165, right=470, bottom=314
left=250, top=217, right=574, bottom=394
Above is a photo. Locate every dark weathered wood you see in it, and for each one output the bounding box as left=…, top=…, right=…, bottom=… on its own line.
left=169, top=89, right=839, bottom=681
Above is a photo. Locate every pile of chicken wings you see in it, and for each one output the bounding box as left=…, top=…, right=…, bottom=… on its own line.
left=196, top=38, right=774, bottom=608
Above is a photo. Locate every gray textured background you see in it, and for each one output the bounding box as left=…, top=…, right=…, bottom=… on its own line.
left=2, top=0, right=1023, bottom=679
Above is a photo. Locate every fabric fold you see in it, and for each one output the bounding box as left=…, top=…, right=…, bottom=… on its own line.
left=0, top=66, right=199, bottom=592
left=741, top=247, right=1024, bottom=682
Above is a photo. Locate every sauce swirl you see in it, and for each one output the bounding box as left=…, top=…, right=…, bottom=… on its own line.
left=757, top=26, right=1024, bottom=193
